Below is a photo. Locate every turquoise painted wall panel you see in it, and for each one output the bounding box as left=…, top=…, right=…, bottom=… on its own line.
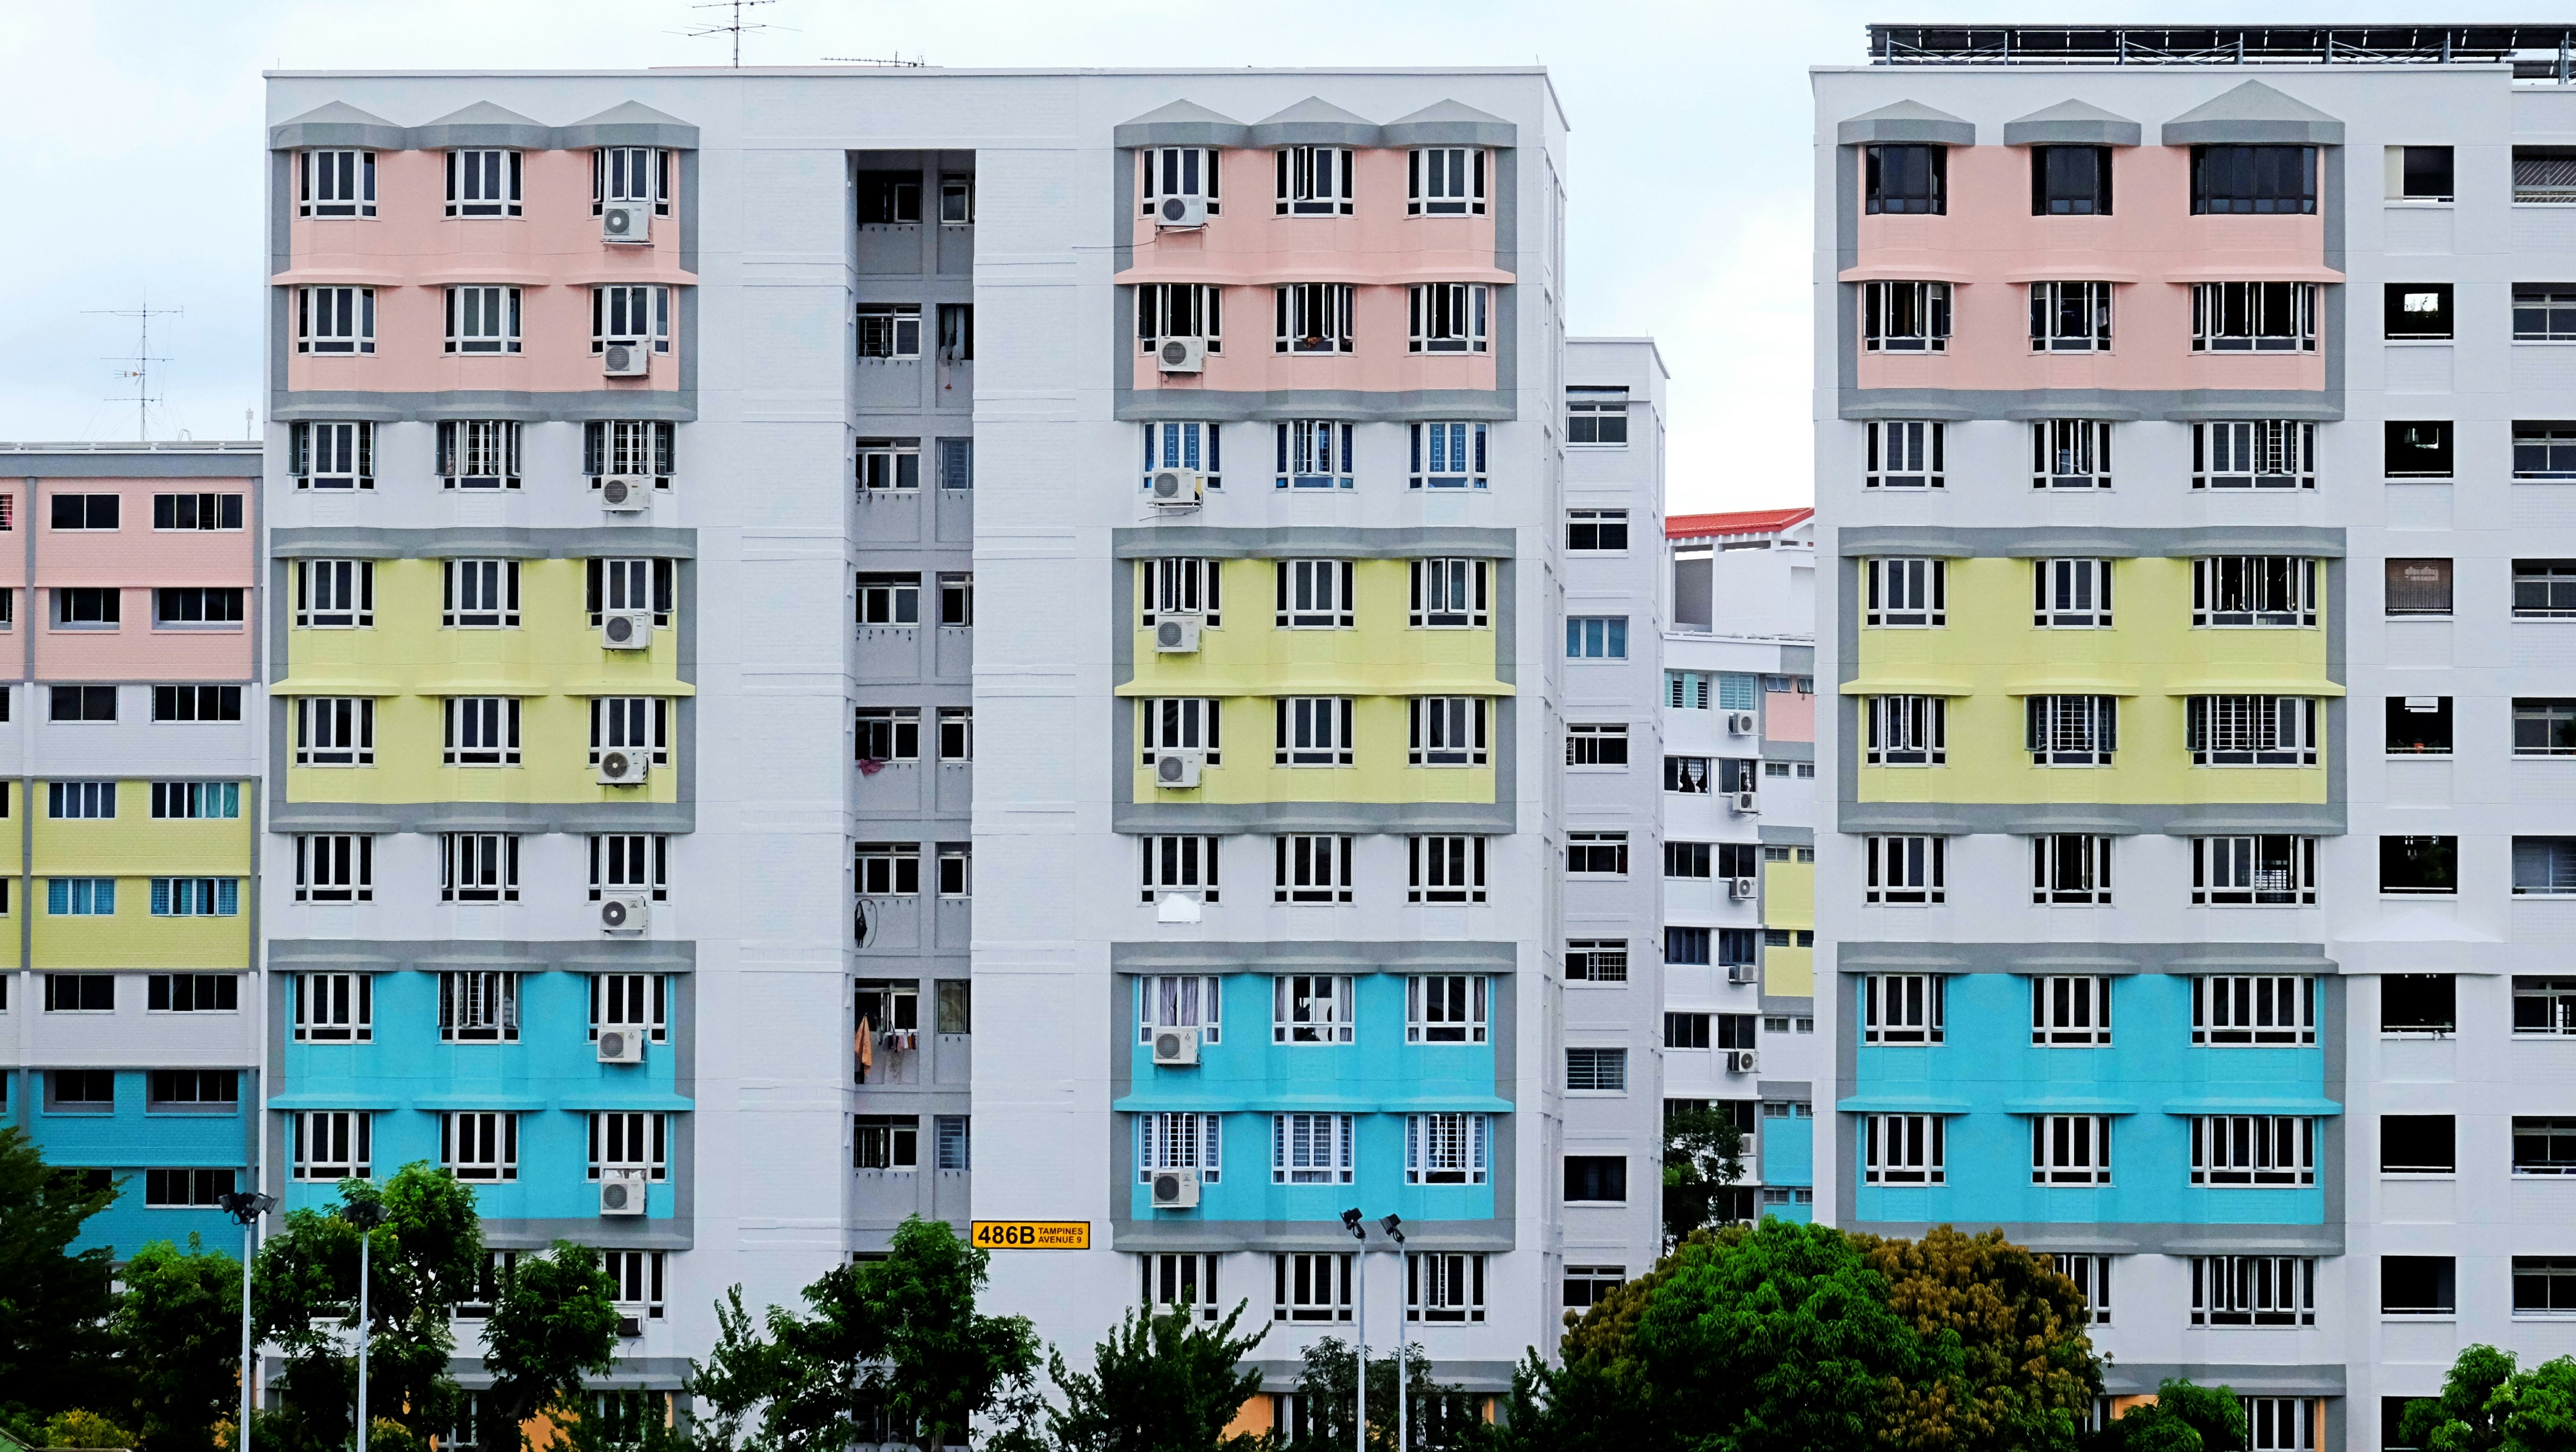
left=1763, top=1109, right=1815, bottom=1186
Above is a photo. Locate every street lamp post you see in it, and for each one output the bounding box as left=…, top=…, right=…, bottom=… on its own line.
left=219, top=1191, right=278, bottom=1452
left=1378, top=1215, right=1407, bottom=1452
left=1340, top=1209, right=1367, bottom=1452
left=340, top=1196, right=386, bottom=1452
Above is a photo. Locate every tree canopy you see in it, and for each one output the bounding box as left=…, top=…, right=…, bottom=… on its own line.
left=1853, top=1225, right=2101, bottom=1452
left=0, top=1127, right=122, bottom=1427
left=112, top=1235, right=247, bottom=1452
left=1043, top=1300, right=1265, bottom=1452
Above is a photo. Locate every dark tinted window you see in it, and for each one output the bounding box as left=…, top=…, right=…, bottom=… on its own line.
left=2383, top=975, right=2456, bottom=1032
left=48, top=1069, right=115, bottom=1108
left=2032, top=146, right=2111, bottom=215
left=49, top=685, right=116, bottom=722
left=2385, top=696, right=2452, bottom=754
left=2381, top=1115, right=2454, bottom=1173
left=1865, top=145, right=1945, bottom=215
left=2400, top=146, right=2455, bottom=201
left=1563, top=1155, right=1627, bottom=1203
left=49, top=493, right=118, bottom=530
left=2192, top=145, right=2317, bottom=215
left=2380, top=836, right=2458, bottom=895
left=2386, top=284, right=2453, bottom=340
left=2381, top=1256, right=2455, bottom=1315
left=2385, top=421, right=2453, bottom=479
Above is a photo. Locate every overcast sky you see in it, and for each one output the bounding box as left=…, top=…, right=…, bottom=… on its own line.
left=0, top=0, right=2480, bottom=512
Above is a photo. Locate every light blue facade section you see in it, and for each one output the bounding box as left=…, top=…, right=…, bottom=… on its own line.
left=26, top=1070, right=249, bottom=1255
left=1849, top=973, right=2330, bottom=1227
left=1762, top=1106, right=1815, bottom=1186
left=1117, top=973, right=1504, bottom=1223
left=279, top=970, right=687, bottom=1220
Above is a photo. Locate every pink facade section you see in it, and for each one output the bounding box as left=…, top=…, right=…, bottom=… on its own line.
left=32, top=476, right=255, bottom=682
left=282, top=148, right=688, bottom=396
left=1853, top=145, right=2330, bottom=394
left=1764, top=688, right=1815, bottom=744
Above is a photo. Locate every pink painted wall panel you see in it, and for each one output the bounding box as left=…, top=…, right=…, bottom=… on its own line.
left=37, top=479, right=255, bottom=587
left=1764, top=689, right=1815, bottom=744
left=1854, top=145, right=2329, bottom=395
left=1129, top=283, right=1498, bottom=395
left=1129, top=148, right=1501, bottom=279
left=36, top=595, right=251, bottom=680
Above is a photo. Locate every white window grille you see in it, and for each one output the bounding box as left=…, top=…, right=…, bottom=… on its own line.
left=588, top=834, right=668, bottom=902
left=437, top=420, right=521, bottom=489
left=2188, top=697, right=2318, bottom=767
left=2192, top=837, right=2319, bottom=906
left=1136, top=1113, right=1222, bottom=1182
left=2195, top=421, right=2316, bottom=488
left=1866, top=695, right=1945, bottom=766
left=2027, top=694, right=2117, bottom=766
left=2193, top=557, right=2317, bottom=627
left=857, top=304, right=922, bottom=359
left=1405, top=1113, right=1489, bottom=1185
left=1272, top=1113, right=1354, bottom=1184
left=1141, top=1252, right=1223, bottom=1323
left=592, top=697, right=670, bottom=768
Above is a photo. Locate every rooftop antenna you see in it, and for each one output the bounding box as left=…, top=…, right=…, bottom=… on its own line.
left=687, top=0, right=782, bottom=67
left=87, top=292, right=180, bottom=442
left=822, top=52, right=927, bottom=66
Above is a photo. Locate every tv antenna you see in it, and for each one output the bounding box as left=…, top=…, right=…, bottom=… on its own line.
left=686, top=0, right=787, bottom=67
left=87, top=293, right=181, bottom=442
left=823, top=53, right=927, bottom=66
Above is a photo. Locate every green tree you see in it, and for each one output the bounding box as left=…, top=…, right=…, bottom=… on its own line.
left=2492, top=1357, right=2576, bottom=1452
left=480, top=1241, right=623, bottom=1452
left=250, top=1165, right=485, bottom=1452
left=1658, top=1105, right=1747, bottom=1251
left=2406, top=1345, right=2518, bottom=1452
left=41, top=1408, right=139, bottom=1448
left=111, top=1235, right=246, bottom=1452
left=2104, top=1381, right=2246, bottom=1452
left=0, top=1128, right=123, bottom=1425
left=1279, top=1338, right=1481, bottom=1451
left=1044, top=1300, right=1265, bottom=1452
left=1855, top=1225, right=2101, bottom=1452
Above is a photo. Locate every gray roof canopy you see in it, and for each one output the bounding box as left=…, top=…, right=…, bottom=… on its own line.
left=268, top=101, right=406, bottom=152
left=1113, top=96, right=1517, bottom=151
left=1838, top=99, right=1975, bottom=147
left=1382, top=100, right=1516, bottom=148
left=1114, top=99, right=1251, bottom=149
left=2003, top=99, right=2144, bottom=148
left=270, top=99, right=699, bottom=152
left=1249, top=96, right=1382, bottom=149
left=411, top=102, right=550, bottom=152
left=2161, top=80, right=2343, bottom=146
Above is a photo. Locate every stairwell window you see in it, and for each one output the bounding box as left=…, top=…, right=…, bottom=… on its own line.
left=939, top=707, right=972, bottom=762
left=1408, top=975, right=1487, bottom=1044
left=1865, top=696, right=1944, bottom=765
left=1864, top=1114, right=1944, bottom=1184
left=589, top=835, right=668, bottom=903
left=1139, top=699, right=1221, bottom=765
left=2383, top=834, right=2458, bottom=896
left=1411, top=421, right=1488, bottom=488
left=1864, top=974, right=1943, bottom=1044
left=2195, top=975, right=2318, bottom=1045
left=2032, top=418, right=2112, bottom=488
left=300, top=149, right=376, bottom=217
left=857, top=304, right=922, bottom=359
left=1567, top=508, right=1628, bottom=551
left=441, top=833, right=520, bottom=904
left=294, top=699, right=374, bottom=767
left=292, top=973, right=371, bottom=1042
left=593, top=285, right=671, bottom=355
left=1276, top=560, right=1355, bottom=628
left=2193, top=836, right=2317, bottom=906
left=2032, top=974, right=2113, bottom=1043
left=1567, top=387, right=1629, bottom=445
left=446, top=148, right=521, bottom=217
left=1567, top=940, right=1629, bottom=983
left=2032, top=1116, right=2112, bottom=1185
left=2195, top=420, right=2316, bottom=489
left=2517, top=423, right=2576, bottom=481
left=1136, top=284, right=1222, bottom=351
left=442, top=1113, right=518, bottom=1182
left=290, top=421, right=372, bottom=489
left=1275, top=284, right=1354, bottom=354
left=2516, top=284, right=2576, bottom=340
left=2388, top=283, right=2454, bottom=341
left=592, top=698, right=669, bottom=768
left=1568, top=723, right=1629, bottom=768
left=856, top=438, right=921, bottom=492
left=1274, top=835, right=1353, bottom=904
left=2192, top=1116, right=2315, bottom=1186
left=293, top=1111, right=371, bottom=1181
left=2192, top=145, right=2317, bottom=215
left=298, top=286, right=374, bottom=355
left=1140, top=146, right=1219, bottom=216
left=1274, top=975, right=1354, bottom=1044
left=1407, top=1113, right=1489, bottom=1185
left=1275, top=420, right=1354, bottom=488
left=854, top=843, right=921, bottom=897
left=295, top=560, right=373, bottom=628
left=444, top=698, right=520, bottom=767
left=1410, top=697, right=1487, bottom=766
left=2028, top=695, right=2116, bottom=766
left=2032, top=836, right=2114, bottom=907
left=1411, top=558, right=1488, bottom=628
left=1865, top=558, right=1944, bottom=627
left=1274, top=698, right=1354, bottom=767
left=857, top=572, right=920, bottom=626
left=1866, top=420, right=1943, bottom=488
left=1410, top=147, right=1485, bottom=215
left=1136, top=1114, right=1221, bottom=1183
left=1863, top=281, right=1950, bottom=353
left=2030, top=283, right=2112, bottom=352
left=1408, top=283, right=1488, bottom=354
left=2193, top=283, right=2317, bottom=352
left=1411, top=835, right=1487, bottom=902
left=1865, top=144, right=1946, bottom=214
left=444, top=286, right=521, bottom=355
left=1569, top=832, right=1629, bottom=876
left=295, top=834, right=371, bottom=903
left=2193, top=557, right=2315, bottom=627
left=1276, top=146, right=1353, bottom=216
left=1567, top=1046, right=1628, bottom=1093
left=1567, top=616, right=1627, bottom=658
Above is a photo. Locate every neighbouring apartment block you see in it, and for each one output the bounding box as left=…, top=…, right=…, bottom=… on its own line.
left=1820, top=24, right=2576, bottom=1448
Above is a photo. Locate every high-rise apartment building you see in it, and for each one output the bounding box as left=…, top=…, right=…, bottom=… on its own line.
left=1818, top=25, right=2576, bottom=1447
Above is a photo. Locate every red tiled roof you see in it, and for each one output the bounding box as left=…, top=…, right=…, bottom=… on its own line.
left=1667, top=507, right=1814, bottom=540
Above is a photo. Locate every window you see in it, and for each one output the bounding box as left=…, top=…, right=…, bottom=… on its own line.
left=2032, top=145, right=2112, bottom=214
left=589, top=1111, right=670, bottom=1181
left=1569, top=832, right=1629, bottom=876
left=441, top=833, right=520, bottom=903
left=1865, top=144, right=1945, bottom=214
left=1140, top=145, right=1219, bottom=215
left=591, top=973, right=669, bottom=1042
left=2517, top=1259, right=2576, bottom=1318
left=2193, top=975, right=2318, bottom=1045
left=2192, top=1117, right=2316, bottom=1186
left=1138, top=975, right=1222, bottom=1042
left=1403, top=975, right=1487, bottom=1045
left=1564, top=1265, right=1626, bottom=1310
left=294, top=560, right=374, bottom=630
left=1863, top=974, right=1944, bottom=1044
left=2384, top=975, right=2455, bottom=1034
left=2516, top=284, right=2576, bottom=341
left=1566, top=387, right=1629, bottom=445
left=2382, top=835, right=2458, bottom=896
left=2031, top=418, right=2112, bottom=488
left=2192, top=145, right=2317, bottom=214
left=151, top=878, right=239, bottom=917
left=854, top=707, right=921, bottom=763
left=444, top=286, right=522, bottom=355
left=1274, top=699, right=1353, bottom=769
left=1567, top=1046, right=1628, bottom=1093
left=2032, top=975, right=2112, bottom=1044
left=300, top=148, right=375, bottom=217
left=1267, top=834, right=1350, bottom=901
left=2515, top=1117, right=2576, bottom=1175
left=937, top=844, right=970, bottom=898
left=2241, top=1396, right=2319, bottom=1452
left=1863, top=695, right=1947, bottom=767
left=290, top=421, right=373, bottom=489
left=2386, top=420, right=2453, bottom=479
left=2032, top=835, right=2114, bottom=907
left=2391, top=144, right=2453, bottom=201
left=1274, top=420, right=1354, bottom=488
left=1136, top=1113, right=1222, bottom=1182
left=1410, top=1252, right=1487, bottom=1324
left=592, top=284, right=673, bottom=355
left=44, top=974, right=114, bottom=1011
left=856, top=304, right=922, bottom=359
left=1718, top=928, right=1761, bottom=967
left=2024, top=558, right=2114, bottom=630
left=1567, top=940, right=1628, bottom=984
left=1275, top=146, right=1352, bottom=215
left=855, top=168, right=918, bottom=224
left=585, top=419, right=676, bottom=486
left=1565, top=508, right=1630, bottom=553
left=2195, top=1261, right=2318, bottom=1328
left=589, top=834, right=668, bottom=902
left=442, top=559, right=520, bottom=628
left=856, top=572, right=920, bottom=626
left=1864, top=836, right=1945, bottom=905
left=1566, top=616, right=1627, bottom=659
left=2387, top=283, right=2453, bottom=341
left=2377, top=558, right=2453, bottom=620
left=2517, top=146, right=2576, bottom=203
left=442, top=1113, right=518, bottom=1182
left=854, top=842, right=921, bottom=897
left=856, top=438, right=921, bottom=492
left=439, top=971, right=519, bottom=1043
left=444, top=698, right=521, bottom=767
left=51, top=492, right=118, bottom=530
left=291, top=1111, right=371, bottom=1180
left=2029, top=282, right=2112, bottom=352
left=45, top=880, right=114, bottom=916
left=2519, top=840, right=2576, bottom=895
left=292, top=973, right=371, bottom=1042
left=2519, top=423, right=2576, bottom=481
left=2519, top=975, right=2576, bottom=1033
left=2189, top=696, right=2318, bottom=767
left=1143, top=834, right=1221, bottom=901
left=446, top=147, right=521, bottom=217
left=1411, top=558, right=1490, bottom=628
left=430, top=419, right=520, bottom=490
left=2053, top=1255, right=2112, bottom=1326
left=1136, top=284, right=1222, bottom=355
left=602, top=1251, right=667, bottom=1319
left=1664, top=1014, right=1710, bottom=1050
left=295, top=698, right=374, bottom=767
left=938, top=707, right=973, bottom=761
left=1863, top=281, right=1951, bottom=352
left=1141, top=423, right=1223, bottom=492
left=2193, top=282, right=2318, bottom=352
left=1411, top=697, right=1487, bottom=767
left=1273, top=975, right=1354, bottom=1043
left=1411, top=421, right=1489, bottom=488
left=52, top=590, right=118, bottom=631
left=1865, top=419, right=1943, bottom=488
left=1138, top=699, right=1220, bottom=768
left=1566, top=723, right=1629, bottom=769
left=145, top=1168, right=235, bottom=1208
left=1865, top=558, right=1945, bottom=627
left=2027, top=695, right=2116, bottom=766
left=1864, top=1115, right=1945, bottom=1184
left=1274, top=1253, right=1353, bottom=1323
left=1411, top=835, right=1487, bottom=903
left=587, top=558, right=676, bottom=630
left=2381, top=1115, right=2454, bottom=1174
left=1274, top=560, right=1353, bottom=628
left=2193, top=420, right=2317, bottom=489
left=1273, top=1113, right=1354, bottom=1184
left=1665, top=755, right=1714, bottom=793
left=43, top=1070, right=111, bottom=1114
left=1408, top=283, right=1488, bottom=354
left=1409, top=146, right=1485, bottom=215
left=1274, top=283, right=1353, bottom=354
left=2193, top=557, right=2316, bottom=627
left=2032, top=1116, right=2111, bottom=1185
left=2194, top=836, right=2318, bottom=906
left=148, top=973, right=238, bottom=1013
left=1563, top=1154, right=1627, bottom=1202
left=1663, top=927, right=1711, bottom=966
left=47, top=781, right=113, bottom=820
left=939, top=177, right=973, bottom=226
left=297, top=286, right=374, bottom=354
left=154, top=588, right=244, bottom=627
left=855, top=1115, right=918, bottom=1171
left=151, top=492, right=244, bottom=531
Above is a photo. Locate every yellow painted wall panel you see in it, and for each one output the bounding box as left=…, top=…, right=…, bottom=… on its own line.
left=1763, top=861, right=1815, bottom=930
left=1765, top=947, right=1816, bottom=1000
left=32, top=799, right=253, bottom=875
left=34, top=884, right=248, bottom=967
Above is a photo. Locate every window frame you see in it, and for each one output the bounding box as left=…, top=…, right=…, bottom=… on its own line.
left=1864, top=1114, right=1946, bottom=1184
left=2192, top=281, right=2319, bottom=353
left=1274, top=146, right=1354, bottom=216
left=2028, top=281, right=2114, bottom=353
left=1865, top=419, right=1944, bottom=488
left=2032, top=418, right=2113, bottom=489
left=443, top=285, right=524, bottom=356
left=1408, top=147, right=1486, bottom=216
left=1406, top=975, right=1488, bottom=1044
left=1410, top=696, right=1488, bottom=767
left=1409, top=834, right=1487, bottom=903
left=296, top=285, right=375, bottom=355
left=1273, top=420, right=1354, bottom=489
left=1863, top=974, right=1944, bottom=1044
left=1407, top=283, right=1489, bottom=354
left=1408, top=1113, right=1493, bottom=1187
left=2191, top=836, right=2319, bottom=906
left=2031, top=1114, right=2113, bottom=1186
left=299, top=149, right=377, bottom=218
left=2192, top=975, right=2319, bottom=1045
left=1864, top=835, right=1946, bottom=905
left=2031, top=974, right=2114, bottom=1043
left=1273, top=283, right=1354, bottom=354
left=2031, top=835, right=2114, bottom=907
left=1272, top=836, right=1353, bottom=904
